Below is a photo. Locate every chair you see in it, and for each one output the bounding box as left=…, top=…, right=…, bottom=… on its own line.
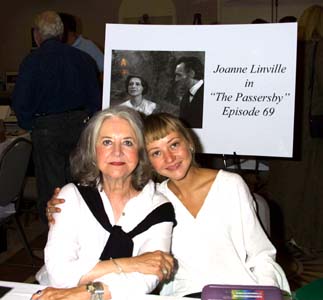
left=0, top=137, right=35, bottom=264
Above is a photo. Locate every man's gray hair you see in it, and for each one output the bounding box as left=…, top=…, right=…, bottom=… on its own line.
left=34, top=11, right=63, bottom=41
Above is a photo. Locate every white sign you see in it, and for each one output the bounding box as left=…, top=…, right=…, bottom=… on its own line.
left=103, top=23, right=297, bottom=157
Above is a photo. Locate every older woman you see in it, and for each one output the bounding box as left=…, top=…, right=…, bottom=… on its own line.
left=120, top=75, right=157, bottom=115
left=33, top=107, right=175, bottom=300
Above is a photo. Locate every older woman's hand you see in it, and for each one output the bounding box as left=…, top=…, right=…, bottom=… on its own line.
left=46, top=187, right=65, bottom=225
left=31, top=284, right=111, bottom=300
left=129, top=250, right=175, bottom=281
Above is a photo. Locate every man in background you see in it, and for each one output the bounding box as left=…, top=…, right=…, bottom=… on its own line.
left=12, top=11, right=101, bottom=223
left=175, top=56, right=204, bottom=128
left=59, top=12, right=104, bottom=74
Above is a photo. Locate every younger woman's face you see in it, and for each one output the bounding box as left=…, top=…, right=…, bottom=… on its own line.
left=146, top=131, right=192, bottom=181
left=128, top=77, right=144, bottom=97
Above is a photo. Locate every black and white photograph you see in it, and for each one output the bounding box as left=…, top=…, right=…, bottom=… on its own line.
left=110, top=50, right=205, bottom=128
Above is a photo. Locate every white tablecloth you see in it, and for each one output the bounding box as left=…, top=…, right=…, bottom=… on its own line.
left=0, top=281, right=195, bottom=300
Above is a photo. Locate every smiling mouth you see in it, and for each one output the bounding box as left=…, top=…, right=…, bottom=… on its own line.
left=166, top=162, right=181, bottom=171
left=110, top=162, right=125, bottom=166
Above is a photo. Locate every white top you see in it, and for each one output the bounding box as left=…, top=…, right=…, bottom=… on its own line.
left=37, top=180, right=173, bottom=299
left=189, top=79, right=203, bottom=103
left=157, top=170, right=290, bottom=296
left=121, top=99, right=157, bottom=115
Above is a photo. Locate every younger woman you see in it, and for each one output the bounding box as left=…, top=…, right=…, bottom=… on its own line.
left=144, top=113, right=290, bottom=297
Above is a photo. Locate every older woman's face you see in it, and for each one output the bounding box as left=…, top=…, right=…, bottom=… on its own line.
left=128, top=77, right=144, bottom=97
left=96, top=117, right=139, bottom=182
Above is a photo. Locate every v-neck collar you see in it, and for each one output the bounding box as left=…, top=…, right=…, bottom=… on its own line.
left=161, top=169, right=222, bottom=220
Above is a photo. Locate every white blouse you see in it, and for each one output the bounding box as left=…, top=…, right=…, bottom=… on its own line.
left=37, top=180, right=173, bottom=299
left=121, top=99, right=156, bottom=115
left=157, top=170, right=290, bottom=296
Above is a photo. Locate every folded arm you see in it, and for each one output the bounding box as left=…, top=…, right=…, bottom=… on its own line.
left=45, top=185, right=174, bottom=296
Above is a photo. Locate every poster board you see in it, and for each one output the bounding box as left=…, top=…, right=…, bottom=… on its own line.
left=103, top=23, right=297, bottom=157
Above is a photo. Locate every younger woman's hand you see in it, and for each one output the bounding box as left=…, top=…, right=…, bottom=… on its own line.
left=129, top=251, right=175, bottom=281
left=46, top=187, right=65, bottom=225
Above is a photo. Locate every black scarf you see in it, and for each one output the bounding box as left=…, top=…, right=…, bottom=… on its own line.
left=77, top=185, right=176, bottom=260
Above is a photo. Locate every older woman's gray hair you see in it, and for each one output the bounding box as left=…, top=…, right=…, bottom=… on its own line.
left=34, top=11, right=64, bottom=41
left=70, top=106, right=151, bottom=190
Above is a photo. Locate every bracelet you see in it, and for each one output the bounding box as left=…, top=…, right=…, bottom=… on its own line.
left=111, top=258, right=123, bottom=274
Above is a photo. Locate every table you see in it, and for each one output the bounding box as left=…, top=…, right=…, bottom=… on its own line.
left=0, top=281, right=196, bottom=300
left=0, top=281, right=45, bottom=300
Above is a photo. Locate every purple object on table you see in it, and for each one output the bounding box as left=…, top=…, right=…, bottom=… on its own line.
left=202, top=284, right=283, bottom=300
